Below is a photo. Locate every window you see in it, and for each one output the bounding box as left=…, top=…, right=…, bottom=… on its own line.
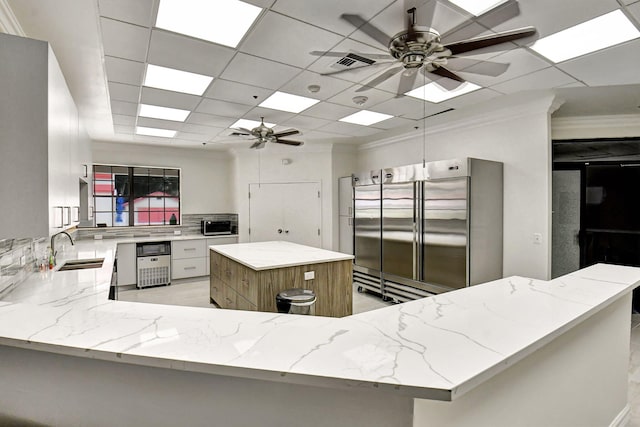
left=93, top=165, right=180, bottom=227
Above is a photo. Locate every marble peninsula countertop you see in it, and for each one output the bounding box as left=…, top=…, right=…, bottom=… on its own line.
left=0, top=238, right=639, bottom=401
left=210, top=241, right=354, bottom=270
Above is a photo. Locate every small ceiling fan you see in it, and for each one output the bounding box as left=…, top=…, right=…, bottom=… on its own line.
left=311, top=0, right=537, bottom=95
left=230, top=117, right=304, bottom=149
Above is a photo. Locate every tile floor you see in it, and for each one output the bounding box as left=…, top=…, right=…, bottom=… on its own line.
left=119, top=280, right=640, bottom=425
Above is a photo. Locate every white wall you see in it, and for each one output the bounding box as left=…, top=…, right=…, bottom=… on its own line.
left=356, top=91, right=558, bottom=280
left=92, top=141, right=233, bottom=214
left=231, top=144, right=335, bottom=248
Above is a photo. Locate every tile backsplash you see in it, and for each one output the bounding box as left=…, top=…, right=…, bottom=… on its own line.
left=0, top=237, right=47, bottom=297
left=75, top=213, right=237, bottom=240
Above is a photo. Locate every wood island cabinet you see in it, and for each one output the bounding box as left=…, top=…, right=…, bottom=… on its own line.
left=209, top=242, right=353, bottom=317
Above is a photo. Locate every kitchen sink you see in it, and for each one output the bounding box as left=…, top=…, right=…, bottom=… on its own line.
left=58, top=258, right=104, bottom=271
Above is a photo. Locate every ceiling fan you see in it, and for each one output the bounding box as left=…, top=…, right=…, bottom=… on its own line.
left=311, top=0, right=537, bottom=95
left=230, top=117, right=304, bottom=149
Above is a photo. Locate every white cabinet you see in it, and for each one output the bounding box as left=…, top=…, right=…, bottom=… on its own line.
left=206, top=236, right=239, bottom=275
left=0, top=33, right=87, bottom=239
left=116, top=243, right=137, bottom=286
left=172, top=239, right=207, bottom=279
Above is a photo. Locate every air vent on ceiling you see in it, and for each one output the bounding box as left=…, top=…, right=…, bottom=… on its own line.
left=330, top=53, right=376, bottom=71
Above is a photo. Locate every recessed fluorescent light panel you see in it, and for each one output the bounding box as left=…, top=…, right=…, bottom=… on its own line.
left=155, top=0, right=262, bottom=48
left=230, top=119, right=276, bottom=129
left=531, top=10, right=640, bottom=63
left=448, top=0, right=509, bottom=16
left=258, top=91, right=320, bottom=113
left=135, top=126, right=177, bottom=138
left=144, top=64, right=213, bottom=96
left=139, top=104, right=190, bottom=122
left=339, top=110, right=393, bottom=126
left=405, top=82, right=481, bottom=103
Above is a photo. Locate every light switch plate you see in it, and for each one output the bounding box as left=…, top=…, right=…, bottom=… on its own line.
left=304, top=271, right=315, bottom=280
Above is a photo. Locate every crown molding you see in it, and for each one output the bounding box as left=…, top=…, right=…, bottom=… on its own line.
left=358, top=90, right=557, bottom=151
left=0, top=0, right=25, bottom=36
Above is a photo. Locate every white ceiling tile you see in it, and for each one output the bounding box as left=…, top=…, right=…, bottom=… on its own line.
left=180, top=123, right=225, bottom=135
left=373, top=96, right=447, bottom=120
left=319, top=120, right=382, bottom=137
left=98, top=0, right=155, bottom=27
left=492, top=0, right=619, bottom=37
left=371, top=116, right=417, bottom=130
left=239, top=11, right=344, bottom=68
left=627, top=2, right=640, bottom=22
left=114, top=124, right=134, bottom=134
left=279, top=70, right=355, bottom=101
left=108, top=82, right=140, bottom=103
left=242, top=107, right=295, bottom=124
left=244, top=0, right=276, bottom=7
left=104, top=56, right=144, bottom=86
left=187, top=113, right=236, bottom=129
left=196, top=98, right=254, bottom=118
left=221, top=53, right=302, bottom=89
left=204, top=79, right=273, bottom=105
left=110, top=100, right=138, bottom=116
left=441, top=87, right=502, bottom=109
left=490, top=67, right=579, bottom=94
left=140, top=87, right=202, bottom=110
left=281, top=115, right=333, bottom=131
left=100, top=17, right=150, bottom=62
left=326, top=85, right=395, bottom=108
left=272, top=0, right=393, bottom=36
left=557, top=39, right=640, bottom=86
left=136, top=117, right=183, bottom=130
left=147, top=29, right=236, bottom=77
left=174, top=131, right=212, bottom=142
left=302, top=102, right=360, bottom=121
left=112, top=114, right=136, bottom=126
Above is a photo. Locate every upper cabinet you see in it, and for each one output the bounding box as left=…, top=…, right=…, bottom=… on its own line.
left=0, top=33, right=91, bottom=239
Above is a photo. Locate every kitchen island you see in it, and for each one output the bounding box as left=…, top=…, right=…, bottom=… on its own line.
left=209, top=241, right=354, bottom=317
left=0, top=237, right=638, bottom=426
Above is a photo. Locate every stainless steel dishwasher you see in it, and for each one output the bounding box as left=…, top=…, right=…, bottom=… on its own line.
left=136, top=241, right=171, bottom=288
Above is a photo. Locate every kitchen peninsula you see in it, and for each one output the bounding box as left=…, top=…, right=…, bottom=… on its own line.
left=209, top=241, right=354, bottom=317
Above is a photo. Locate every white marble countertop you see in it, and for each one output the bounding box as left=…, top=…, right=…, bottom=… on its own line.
left=209, top=241, right=354, bottom=270
left=0, top=238, right=638, bottom=401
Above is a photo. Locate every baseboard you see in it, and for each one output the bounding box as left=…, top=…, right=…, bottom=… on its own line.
left=609, top=404, right=630, bottom=427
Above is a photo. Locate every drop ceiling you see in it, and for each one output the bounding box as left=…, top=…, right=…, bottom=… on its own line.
left=4, top=0, right=640, bottom=150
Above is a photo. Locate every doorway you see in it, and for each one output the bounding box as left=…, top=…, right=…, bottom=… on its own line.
left=248, top=182, right=322, bottom=247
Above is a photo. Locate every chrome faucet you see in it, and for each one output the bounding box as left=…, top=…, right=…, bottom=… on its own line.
left=50, top=231, right=74, bottom=266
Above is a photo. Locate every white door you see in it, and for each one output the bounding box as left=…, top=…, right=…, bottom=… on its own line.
left=249, top=182, right=322, bottom=247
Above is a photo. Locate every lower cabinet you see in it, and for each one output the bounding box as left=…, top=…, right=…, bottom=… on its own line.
left=210, top=251, right=258, bottom=311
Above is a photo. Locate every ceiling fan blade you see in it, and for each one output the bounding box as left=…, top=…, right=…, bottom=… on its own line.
left=443, top=26, right=537, bottom=56
left=340, top=14, right=392, bottom=47
left=230, top=127, right=254, bottom=135
left=447, top=57, right=510, bottom=77
left=396, top=68, right=419, bottom=97
left=249, top=141, right=264, bottom=149
left=310, top=50, right=392, bottom=60
left=355, top=65, right=404, bottom=93
left=320, top=60, right=396, bottom=77
left=440, top=0, right=521, bottom=42
left=274, top=139, right=304, bottom=146
left=273, top=129, right=300, bottom=138
left=427, top=66, right=466, bottom=90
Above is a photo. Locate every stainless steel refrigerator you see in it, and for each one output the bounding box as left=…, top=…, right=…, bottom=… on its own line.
left=352, top=158, right=503, bottom=302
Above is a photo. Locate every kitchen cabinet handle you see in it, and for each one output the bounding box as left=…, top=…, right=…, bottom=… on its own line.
left=184, top=247, right=196, bottom=251
left=184, top=266, right=196, bottom=270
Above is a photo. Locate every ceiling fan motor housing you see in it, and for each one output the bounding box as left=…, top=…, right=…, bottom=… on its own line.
left=388, top=26, right=441, bottom=69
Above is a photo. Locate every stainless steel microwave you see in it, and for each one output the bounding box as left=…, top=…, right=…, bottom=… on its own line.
left=201, top=216, right=237, bottom=236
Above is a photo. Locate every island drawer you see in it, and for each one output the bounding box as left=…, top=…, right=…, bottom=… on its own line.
left=172, top=257, right=206, bottom=279
left=172, top=240, right=206, bottom=259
